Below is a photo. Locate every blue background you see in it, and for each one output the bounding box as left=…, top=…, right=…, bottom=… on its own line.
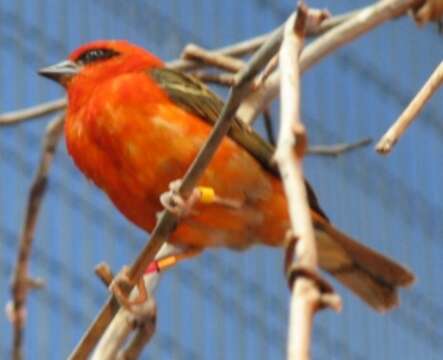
left=1, top=0, right=442, bottom=359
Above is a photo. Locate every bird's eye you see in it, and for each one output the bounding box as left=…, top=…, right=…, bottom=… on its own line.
left=76, top=48, right=120, bottom=65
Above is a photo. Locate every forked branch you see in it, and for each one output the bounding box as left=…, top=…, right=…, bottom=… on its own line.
left=237, top=0, right=423, bottom=126
left=8, top=113, right=65, bottom=360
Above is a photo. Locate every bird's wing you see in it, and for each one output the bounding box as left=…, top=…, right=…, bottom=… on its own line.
left=148, top=68, right=328, bottom=220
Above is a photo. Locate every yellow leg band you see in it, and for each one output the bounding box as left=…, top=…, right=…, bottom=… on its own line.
left=156, top=249, right=202, bottom=272
left=198, top=186, right=216, bottom=204
left=157, top=256, right=177, bottom=270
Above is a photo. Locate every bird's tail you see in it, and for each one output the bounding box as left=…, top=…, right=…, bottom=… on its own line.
left=313, top=217, right=415, bottom=312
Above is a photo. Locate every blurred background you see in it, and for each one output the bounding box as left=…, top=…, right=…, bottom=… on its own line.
left=1, top=0, right=442, bottom=359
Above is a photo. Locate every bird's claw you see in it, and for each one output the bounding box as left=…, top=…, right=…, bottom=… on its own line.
left=109, top=266, right=148, bottom=311
left=160, top=179, right=243, bottom=218
left=160, top=179, right=200, bottom=217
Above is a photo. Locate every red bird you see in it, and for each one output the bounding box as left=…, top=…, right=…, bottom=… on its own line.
left=39, top=40, right=414, bottom=311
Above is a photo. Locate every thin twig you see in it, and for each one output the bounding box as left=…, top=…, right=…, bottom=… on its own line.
left=0, top=99, right=66, bottom=126
left=307, top=137, right=372, bottom=156
left=412, top=0, right=443, bottom=25
left=95, top=262, right=114, bottom=287
left=191, top=71, right=237, bottom=86
left=254, top=54, right=279, bottom=89
left=68, top=27, right=283, bottom=360
left=169, top=8, right=356, bottom=70
left=253, top=8, right=330, bottom=89
left=254, top=9, right=332, bottom=89
left=376, top=61, right=443, bottom=154
left=277, top=7, right=318, bottom=359
left=7, top=113, right=65, bottom=360
left=238, top=0, right=423, bottom=125
left=262, top=109, right=276, bottom=146
left=308, top=8, right=359, bottom=35
left=182, top=44, right=245, bottom=72
left=275, top=6, right=340, bottom=360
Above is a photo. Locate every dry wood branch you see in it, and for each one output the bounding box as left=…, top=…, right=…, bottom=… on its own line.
left=376, top=60, right=443, bottom=154
left=191, top=71, right=237, bottom=86
left=308, top=8, right=359, bottom=35
left=68, top=28, right=283, bottom=360
left=0, top=99, right=66, bottom=126
left=95, top=262, right=114, bottom=287
left=238, top=0, right=423, bottom=126
left=8, top=113, right=65, bottom=360
left=169, top=8, right=355, bottom=70
left=275, top=6, right=341, bottom=360
left=168, top=31, right=277, bottom=72
left=307, top=137, right=371, bottom=156
left=412, top=0, right=443, bottom=25
left=254, top=54, right=279, bottom=89
left=182, top=44, right=245, bottom=72
left=263, top=109, right=276, bottom=146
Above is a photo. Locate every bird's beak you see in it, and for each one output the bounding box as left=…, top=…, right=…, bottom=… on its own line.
left=38, top=60, right=80, bottom=84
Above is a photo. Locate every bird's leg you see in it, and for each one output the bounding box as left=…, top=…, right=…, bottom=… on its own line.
left=160, top=179, right=243, bottom=217
left=145, top=246, right=203, bottom=274
left=159, top=179, right=198, bottom=217
left=109, top=247, right=203, bottom=311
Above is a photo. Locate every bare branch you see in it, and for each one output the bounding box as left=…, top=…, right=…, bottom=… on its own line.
left=182, top=44, right=245, bottom=73
left=308, top=8, right=359, bottom=35
left=238, top=0, right=423, bottom=125
left=169, top=8, right=356, bottom=71
left=8, top=113, right=65, bottom=360
left=254, top=54, right=279, bottom=89
left=412, top=0, right=443, bottom=25
left=95, top=262, right=114, bottom=287
left=277, top=8, right=317, bottom=359
left=191, top=71, right=237, bottom=87
left=307, top=137, right=372, bottom=156
left=0, top=99, right=66, bottom=126
left=275, top=5, right=341, bottom=360
left=262, top=109, right=276, bottom=146
left=376, top=61, right=443, bottom=154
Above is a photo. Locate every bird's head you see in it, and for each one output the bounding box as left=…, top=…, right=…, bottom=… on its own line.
left=38, top=40, right=164, bottom=87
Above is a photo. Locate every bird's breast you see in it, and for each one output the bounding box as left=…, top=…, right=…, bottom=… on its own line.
left=65, top=92, right=289, bottom=248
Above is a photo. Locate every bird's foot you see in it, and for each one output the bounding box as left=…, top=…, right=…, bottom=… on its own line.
left=160, top=179, right=243, bottom=218
left=109, top=266, right=148, bottom=311
left=160, top=179, right=200, bottom=217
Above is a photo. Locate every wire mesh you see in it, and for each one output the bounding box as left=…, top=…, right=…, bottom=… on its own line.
left=0, top=0, right=442, bottom=359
